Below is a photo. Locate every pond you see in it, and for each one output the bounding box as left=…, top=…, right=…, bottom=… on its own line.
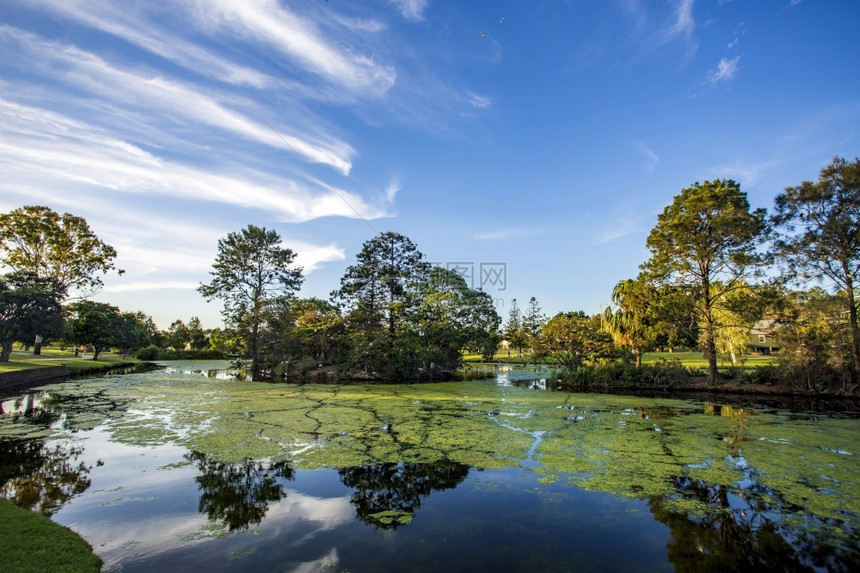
left=1, top=361, right=858, bottom=572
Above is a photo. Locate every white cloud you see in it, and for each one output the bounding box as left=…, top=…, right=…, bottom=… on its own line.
left=708, top=56, right=740, bottom=84
left=634, top=141, right=659, bottom=173
left=466, top=92, right=492, bottom=109
left=1, top=27, right=355, bottom=174
left=193, top=0, right=396, bottom=94
left=0, top=99, right=390, bottom=222
left=390, top=0, right=430, bottom=22
left=26, top=0, right=275, bottom=89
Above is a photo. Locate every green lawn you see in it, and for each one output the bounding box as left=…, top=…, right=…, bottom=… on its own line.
left=640, top=351, right=776, bottom=369
left=0, top=347, right=139, bottom=374
left=463, top=350, right=777, bottom=369
left=0, top=498, right=102, bottom=572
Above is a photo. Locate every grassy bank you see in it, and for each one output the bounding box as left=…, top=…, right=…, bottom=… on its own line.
left=0, top=498, right=102, bottom=572
left=0, top=347, right=140, bottom=375
left=463, top=350, right=778, bottom=369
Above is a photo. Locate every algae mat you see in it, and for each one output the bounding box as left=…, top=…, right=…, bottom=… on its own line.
left=1, top=364, right=858, bottom=571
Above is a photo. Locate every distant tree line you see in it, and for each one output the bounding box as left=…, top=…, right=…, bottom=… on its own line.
left=500, top=157, right=859, bottom=394
left=1, top=156, right=857, bottom=393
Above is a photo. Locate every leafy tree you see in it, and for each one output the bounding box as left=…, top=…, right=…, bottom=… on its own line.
left=208, top=327, right=245, bottom=357
left=775, top=288, right=851, bottom=392
left=336, top=232, right=430, bottom=378
left=165, top=319, right=191, bottom=352
left=0, top=205, right=122, bottom=354
left=291, top=298, right=344, bottom=363
left=188, top=317, right=208, bottom=351
left=0, top=273, right=64, bottom=362
left=337, top=231, right=430, bottom=339
left=198, top=225, right=303, bottom=379
left=412, top=267, right=501, bottom=369
left=601, top=275, right=659, bottom=368
left=539, top=311, right=616, bottom=371
left=113, top=311, right=155, bottom=358
left=643, top=180, right=767, bottom=384
left=522, top=296, right=545, bottom=351
left=503, top=298, right=526, bottom=354
left=65, top=300, right=122, bottom=360
left=0, top=205, right=122, bottom=295
left=771, top=156, right=860, bottom=392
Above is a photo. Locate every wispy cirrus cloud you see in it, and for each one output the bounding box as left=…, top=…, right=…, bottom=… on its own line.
left=1, top=27, right=356, bottom=174
left=707, top=55, right=741, bottom=85
left=634, top=141, right=660, bottom=173
left=390, top=0, right=430, bottom=22
left=25, top=0, right=275, bottom=88
left=193, top=0, right=396, bottom=94
left=0, top=99, right=390, bottom=222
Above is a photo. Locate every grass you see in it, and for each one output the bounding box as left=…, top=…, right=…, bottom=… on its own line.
left=463, top=350, right=777, bottom=369
left=0, top=346, right=140, bottom=374
left=0, top=498, right=102, bottom=572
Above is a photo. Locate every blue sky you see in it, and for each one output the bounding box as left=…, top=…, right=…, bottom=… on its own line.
left=1, top=0, right=858, bottom=329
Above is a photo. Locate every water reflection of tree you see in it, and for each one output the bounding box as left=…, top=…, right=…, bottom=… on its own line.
left=338, top=460, right=470, bottom=529
left=0, top=438, right=91, bottom=514
left=649, top=478, right=826, bottom=571
left=185, top=451, right=295, bottom=531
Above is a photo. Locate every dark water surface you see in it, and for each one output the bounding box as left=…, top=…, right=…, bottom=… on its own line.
left=1, top=361, right=857, bottom=572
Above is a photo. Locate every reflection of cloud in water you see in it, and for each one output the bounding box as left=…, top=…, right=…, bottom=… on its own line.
left=64, top=486, right=352, bottom=571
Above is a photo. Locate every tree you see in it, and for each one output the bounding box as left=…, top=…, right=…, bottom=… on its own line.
left=774, top=288, right=850, bottom=392
left=771, top=156, right=860, bottom=392
left=412, top=267, right=501, bottom=369
left=165, top=319, right=191, bottom=352
left=539, top=311, right=616, bottom=371
left=601, top=275, right=659, bottom=368
left=337, top=231, right=430, bottom=339
left=643, top=180, right=767, bottom=384
left=336, top=232, right=430, bottom=378
left=65, top=300, right=122, bottom=360
left=186, top=316, right=208, bottom=351
left=198, top=225, right=303, bottom=379
left=503, top=298, right=526, bottom=354
left=113, top=311, right=155, bottom=358
left=0, top=205, right=122, bottom=354
left=0, top=273, right=64, bottom=362
left=0, top=205, right=122, bottom=295
left=522, top=296, right=545, bottom=352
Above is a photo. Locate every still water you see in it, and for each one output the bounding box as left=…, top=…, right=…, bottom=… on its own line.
left=1, top=361, right=858, bottom=572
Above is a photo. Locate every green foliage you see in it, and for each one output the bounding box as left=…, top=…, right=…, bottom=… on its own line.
left=539, top=311, right=617, bottom=370
left=65, top=300, right=123, bottom=360
left=0, top=272, right=64, bottom=362
left=198, top=225, right=303, bottom=378
left=643, top=179, right=768, bottom=384
left=557, top=360, right=691, bottom=390
left=335, top=233, right=499, bottom=380
left=0, top=205, right=121, bottom=297
left=772, top=156, right=860, bottom=391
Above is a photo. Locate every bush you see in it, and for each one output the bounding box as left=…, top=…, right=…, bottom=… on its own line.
left=558, top=360, right=690, bottom=390
left=136, top=345, right=160, bottom=360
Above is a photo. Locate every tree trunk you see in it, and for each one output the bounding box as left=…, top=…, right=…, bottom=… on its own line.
left=845, top=277, right=860, bottom=393
left=702, top=277, right=718, bottom=385
left=251, top=319, right=259, bottom=380
left=92, top=346, right=102, bottom=360
left=635, top=350, right=642, bottom=369
left=1, top=340, right=12, bottom=362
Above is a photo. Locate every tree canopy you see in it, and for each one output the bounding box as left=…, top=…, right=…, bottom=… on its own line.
left=0, top=205, right=121, bottom=298
left=772, top=156, right=860, bottom=391
left=198, top=225, right=303, bottom=379
left=643, top=179, right=767, bottom=384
